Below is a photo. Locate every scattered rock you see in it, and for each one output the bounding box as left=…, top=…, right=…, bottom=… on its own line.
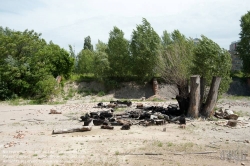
left=226, top=120, right=237, bottom=127
left=244, top=140, right=249, bottom=143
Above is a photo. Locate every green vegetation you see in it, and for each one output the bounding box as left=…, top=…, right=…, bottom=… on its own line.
left=130, top=18, right=161, bottom=81
left=1, top=15, right=241, bottom=102
left=192, top=35, right=232, bottom=95
left=237, top=11, right=250, bottom=76
left=0, top=27, right=74, bottom=101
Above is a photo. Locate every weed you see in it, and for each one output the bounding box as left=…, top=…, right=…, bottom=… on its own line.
left=115, top=151, right=120, bottom=155
left=67, top=88, right=75, bottom=98
left=167, top=142, right=174, bottom=147
left=97, top=91, right=105, bottom=97
left=153, top=140, right=163, bottom=147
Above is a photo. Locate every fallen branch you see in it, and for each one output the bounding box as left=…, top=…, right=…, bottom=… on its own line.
left=174, top=151, right=217, bottom=155
left=119, top=153, right=163, bottom=155
left=205, top=145, right=220, bottom=149
left=52, top=126, right=92, bottom=134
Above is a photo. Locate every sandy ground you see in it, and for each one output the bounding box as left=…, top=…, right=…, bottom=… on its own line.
left=0, top=98, right=250, bottom=166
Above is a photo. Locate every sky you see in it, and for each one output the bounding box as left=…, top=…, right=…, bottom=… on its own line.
left=0, top=0, right=249, bottom=53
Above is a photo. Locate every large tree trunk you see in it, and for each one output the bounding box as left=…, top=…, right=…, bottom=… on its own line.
left=202, top=77, right=221, bottom=117
left=176, top=79, right=190, bottom=115
left=188, top=75, right=200, bottom=118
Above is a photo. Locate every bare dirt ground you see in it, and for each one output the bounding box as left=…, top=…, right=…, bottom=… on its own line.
left=0, top=96, right=250, bottom=166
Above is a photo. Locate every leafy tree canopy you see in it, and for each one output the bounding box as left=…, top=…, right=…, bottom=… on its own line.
left=0, top=27, right=74, bottom=100
left=237, top=11, right=250, bottom=76
left=83, top=36, right=93, bottom=51
left=192, top=35, right=232, bottom=94
left=93, top=40, right=109, bottom=79
left=107, top=26, right=131, bottom=78
left=130, top=18, right=161, bottom=81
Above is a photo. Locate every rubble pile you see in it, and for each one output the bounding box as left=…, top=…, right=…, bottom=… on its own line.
left=80, top=101, right=186, bottom=130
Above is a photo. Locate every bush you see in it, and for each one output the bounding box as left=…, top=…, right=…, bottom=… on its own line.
left=0, top=80, right=12, bottom=100
left=34, top=75, right=57, bottom=101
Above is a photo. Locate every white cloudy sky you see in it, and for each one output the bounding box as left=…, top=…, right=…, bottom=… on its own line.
left=0, top=0, right=249, bottom=53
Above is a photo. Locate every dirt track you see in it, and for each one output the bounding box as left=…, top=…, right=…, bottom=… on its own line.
left=0, top=99, right=249, bottom=166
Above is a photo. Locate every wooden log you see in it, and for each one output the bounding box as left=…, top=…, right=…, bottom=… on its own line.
left=101, top=125, right=114, bottom=130
left=52, top=126, right=92, bottom=134
left=203, top=77, right=221, bottom=118
left=188, top=75, right=200, bottom=118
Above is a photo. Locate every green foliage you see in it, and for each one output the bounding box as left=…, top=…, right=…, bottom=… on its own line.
left=92, top=40, right=110, bottom=80
left=97, top=91, right=105, bottom=97
left=0, top=27, right=74, bottom=100
left=34, top=75, right=57, bottom=101
left=237, top=11, right=250, bottom=76
left=192, top=35, right=232, bottom=94
left=70, top=74, right=95, bottom=83
left=130, top=18, right=161, bottom=81
left=107, top=26, right=131, bottom=78
left=83, top=36, right=93, bottom=51
left=158, top=30, right=194, bottom=96
left=230, top=70, right=244, bottom=78
left=67, top=88, right=75, bottom=98
left=104, top=79, right=120, bottom=91
left=37, top=42, right=74, bottom=79
left=161, top=30, right=172, bottom=49
left=77, top=49, right=94, bottom=74
left=0, top=76, right=12, bottom=100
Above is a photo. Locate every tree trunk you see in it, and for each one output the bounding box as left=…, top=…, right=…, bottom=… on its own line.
left=176, top=79, right=190, bottom=115
left=52, top=126, right=92, bottom=134
left=202, top=77, right=221, bottom=117
left=200, top=77, right=206, bottom=107
left=188, top=75, right=200, bottom=118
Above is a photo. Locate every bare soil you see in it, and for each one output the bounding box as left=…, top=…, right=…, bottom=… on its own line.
left=0, top=97, right=250, bottom=166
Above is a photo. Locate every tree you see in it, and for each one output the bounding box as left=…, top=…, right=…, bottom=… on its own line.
left=130, top=18, right=161, bottom=81
left=191, top=35, right=231, bottom=117
left=93, top=40, right=110, bottom=80
left=0, top=27, right=74, bottom=100
left=39, top=42, right=74, bottom=79
left=161, top=30, right=172, bottom=49
left=0, top=28, right=47, bottom=97
left=107, top=26, right=131, bottom=79
left=192, top=35, right=232, bottom=98
left=77, top=49, right=94, bottom=74
left=68, top=44, right=77, bottom=73
left=83, top=36, right=93, bottom=51
left=237, top=11, right=250, bottom=76
left=158, top=30, right=195, bottom=114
